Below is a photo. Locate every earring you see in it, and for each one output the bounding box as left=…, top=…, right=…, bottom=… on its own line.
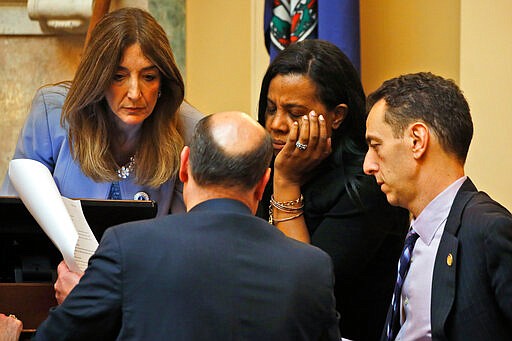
left=158, top=90, right=161, bottom=98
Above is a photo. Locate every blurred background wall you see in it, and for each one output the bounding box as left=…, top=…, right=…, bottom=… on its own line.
left=1, top=0, right=510, bottom=210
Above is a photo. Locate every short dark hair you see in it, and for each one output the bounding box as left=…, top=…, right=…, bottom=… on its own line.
left=367, top=72, right=473, bottom=163
left=189, top=115, right=273, bottom=190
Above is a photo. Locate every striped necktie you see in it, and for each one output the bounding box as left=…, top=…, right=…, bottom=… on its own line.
left=385, top=229, right=419, bottom=341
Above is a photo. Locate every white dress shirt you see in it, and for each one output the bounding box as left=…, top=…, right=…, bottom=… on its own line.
left=396, top=176, right=466, bottom=341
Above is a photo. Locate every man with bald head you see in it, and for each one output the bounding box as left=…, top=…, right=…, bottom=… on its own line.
left=34, top=111, right=340, bottom=340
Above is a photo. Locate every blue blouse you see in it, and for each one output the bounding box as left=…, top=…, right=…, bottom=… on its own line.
left=1, top=84, right=203, bottom=216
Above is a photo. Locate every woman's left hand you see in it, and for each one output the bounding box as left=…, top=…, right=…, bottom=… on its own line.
left=274, top=110, right=331, bottom=185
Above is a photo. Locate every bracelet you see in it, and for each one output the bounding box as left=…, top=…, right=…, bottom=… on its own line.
left=268, top=194, right=304, bottom=225
left=270, top=201, right=304, bottom=212
left=271, top=210, right=304, bottom=223
left=270, top=195, right=304, bottom=211
left=271, top=194, right=303, bottom=207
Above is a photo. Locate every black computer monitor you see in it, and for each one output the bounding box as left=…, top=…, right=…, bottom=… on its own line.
left=0, top=197, right=157, bottom=283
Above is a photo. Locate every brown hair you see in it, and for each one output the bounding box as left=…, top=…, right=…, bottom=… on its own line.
left=62, top=7, right=185, bottom=187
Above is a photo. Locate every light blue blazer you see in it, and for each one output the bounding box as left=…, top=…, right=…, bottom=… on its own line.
left=1, top=84, right=203, bottom=216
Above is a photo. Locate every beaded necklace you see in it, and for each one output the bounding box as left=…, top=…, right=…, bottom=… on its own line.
left=117, top=156, right=135, bottom=179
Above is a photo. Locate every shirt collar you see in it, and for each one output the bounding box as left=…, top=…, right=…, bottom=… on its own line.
left=188, top=198, right=252, bottom=215
left=411, top=176, right=467, bottom=245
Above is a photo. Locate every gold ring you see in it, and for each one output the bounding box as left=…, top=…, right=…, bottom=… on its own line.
left=8, top=314, right=17, bottom=320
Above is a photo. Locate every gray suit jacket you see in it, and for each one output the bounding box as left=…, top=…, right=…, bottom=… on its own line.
left=34, top=199, right=340, bottom=340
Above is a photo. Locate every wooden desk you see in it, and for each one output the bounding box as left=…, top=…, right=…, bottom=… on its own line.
left=0, top=282, right=56, bottom=337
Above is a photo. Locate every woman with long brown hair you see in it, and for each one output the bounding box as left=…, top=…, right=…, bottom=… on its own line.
left=2, top=7, right=202, bottom=216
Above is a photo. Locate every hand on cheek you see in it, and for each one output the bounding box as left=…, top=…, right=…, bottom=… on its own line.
left=275, top=111, right=332, bottom=185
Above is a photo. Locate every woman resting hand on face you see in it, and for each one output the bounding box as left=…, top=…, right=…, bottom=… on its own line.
left=256, top=39, right=409, bottom=341
left=1, top=8, right=203, bottom=216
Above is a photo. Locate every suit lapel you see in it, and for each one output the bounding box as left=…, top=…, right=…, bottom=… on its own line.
left=431, top=178, right=478, bottom=339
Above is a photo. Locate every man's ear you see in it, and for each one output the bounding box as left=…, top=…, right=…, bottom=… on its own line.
left=331, top=104, right=348, bottom=130
left=179, top=146, right=190, bottom=183
left=409, top=122, right=429, bottom=159
left=255, top=168, right=271, bottom=201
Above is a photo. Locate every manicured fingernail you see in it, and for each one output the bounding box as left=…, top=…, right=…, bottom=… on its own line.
left=310, top=111, right=316, bottom=117
left=303, top=115, right=308, bottom=121
left=319, top=115, right=325, bottom=121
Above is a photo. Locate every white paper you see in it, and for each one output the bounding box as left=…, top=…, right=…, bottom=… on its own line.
left=8, top=159, right=98, bottom=272
left=62, top=197, right=99, bottom=271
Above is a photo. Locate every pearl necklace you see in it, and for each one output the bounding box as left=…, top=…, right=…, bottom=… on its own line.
left=117, top=156, right=135, bottom=179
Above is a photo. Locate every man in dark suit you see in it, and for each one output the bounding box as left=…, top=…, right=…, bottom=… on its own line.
left=363, top=72, right=512, bottom=341
left=33, top=111, right=340, bottom=340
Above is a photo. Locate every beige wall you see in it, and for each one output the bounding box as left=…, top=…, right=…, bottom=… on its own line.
left=360, top=1, right=460, bottom=93
left=186, top=0, right=268, bottom=117
left=185, top=1, right=252, bottom=116
left=187, top=1, right=511, bottom=210
left=460, top=0, right=512, bottom=210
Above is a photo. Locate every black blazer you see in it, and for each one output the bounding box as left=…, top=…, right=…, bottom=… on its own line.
left=259, top=160, right=409, bottom=341
left=34, top=199, right=340, bottom=340
left=431, top=178, right=512, bottom=340
left=381, top=178, right=512, bottom=340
